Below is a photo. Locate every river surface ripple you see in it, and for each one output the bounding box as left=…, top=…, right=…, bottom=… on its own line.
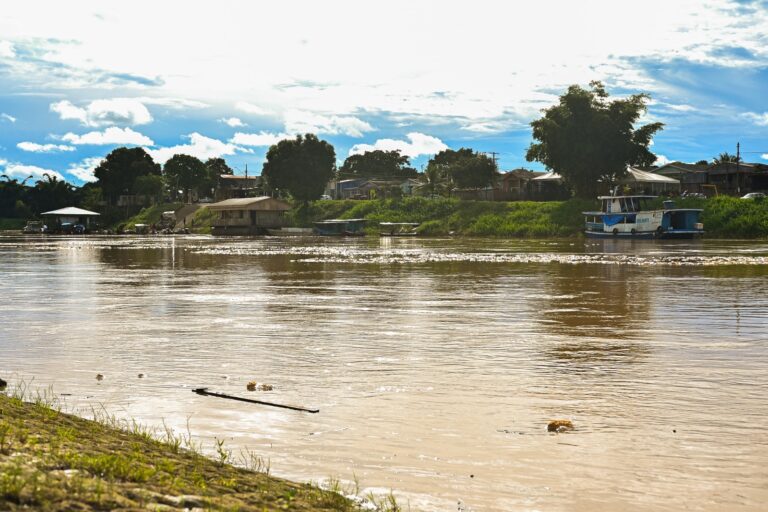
left=1, top=235, right=767, bottom=511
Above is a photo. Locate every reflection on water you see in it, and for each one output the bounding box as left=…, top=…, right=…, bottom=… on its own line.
left=2, top=234, right=767, bottom=511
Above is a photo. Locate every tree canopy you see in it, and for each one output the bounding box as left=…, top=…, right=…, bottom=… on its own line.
left=427, top=148, right=498, bottom=190
left=525, top=81, right=663, bottom=197
left=163, top=154, right=207, bottom=202
left=714, top=152, right=741, bottom=164
left=339, top=150, right=417, bottom=179
left=93, top=147, right=161, bottom=204
left=262, top=134, right=336, bottom=203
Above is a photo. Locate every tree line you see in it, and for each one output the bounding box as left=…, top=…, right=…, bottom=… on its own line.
left=3, top=80, right=693, bottom=221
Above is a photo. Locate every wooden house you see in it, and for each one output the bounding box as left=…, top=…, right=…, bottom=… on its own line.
left=207, top=196, right=291, bottom=235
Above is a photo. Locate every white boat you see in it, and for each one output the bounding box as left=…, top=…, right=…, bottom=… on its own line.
left=583, top=195, right=704, bottom=239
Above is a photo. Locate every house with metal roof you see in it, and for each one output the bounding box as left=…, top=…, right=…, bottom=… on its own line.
left=206, top=196, right=291, bottom=235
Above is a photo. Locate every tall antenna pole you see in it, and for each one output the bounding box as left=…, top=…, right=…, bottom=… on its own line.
left=736, top=142, right=740, bottom=194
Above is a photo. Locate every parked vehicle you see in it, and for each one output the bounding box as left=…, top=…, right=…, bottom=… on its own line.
left=22, top=221, right=45, bottom=234
left=583, top=195, right=704, bottom=239
left=741, top=192, right=765, bottom=199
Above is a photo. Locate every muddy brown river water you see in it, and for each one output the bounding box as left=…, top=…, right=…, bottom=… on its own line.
left=1, top=234, right=767, bottom=511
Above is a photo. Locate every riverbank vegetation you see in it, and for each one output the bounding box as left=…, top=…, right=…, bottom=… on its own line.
left=281, top=195, right=768, bottom=238
left=0, top=388, right=385, bottom=511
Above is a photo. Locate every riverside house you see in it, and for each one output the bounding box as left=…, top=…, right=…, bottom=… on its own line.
left=207, top=196, right=291, bottom=235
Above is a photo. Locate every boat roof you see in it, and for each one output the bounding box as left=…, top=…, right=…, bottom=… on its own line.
left=380, top=222, right=419, bottom=226
left=315, top=218, right=366, bottom=224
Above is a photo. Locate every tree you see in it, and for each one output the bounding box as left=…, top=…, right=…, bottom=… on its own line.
left=714, top=152, right=741, bottom=164
left=427, top=148, right=498, bottom=190
left=93, top=147, right=161, bottom=205
left=526, top=81, right=663, bottom=197
left=203, top=158, right=233, bottom=198
left=26, top=174, right=77, bottom=214
left=416, top=162, right=450, bottom=197
left=163, top=154, right=207, bottom=203
left=133, top=175, right=164, bottom=204
left=695, top=160, right=710, bottom=166
left=262, top=134, right=336, bottom=203
left=204, top=157, right=233, bottom=176
left=0, top=175, right=31, bottom=217
left=339, top=150, right=417, bottom=179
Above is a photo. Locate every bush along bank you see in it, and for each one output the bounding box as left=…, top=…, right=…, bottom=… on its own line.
left=0, top=389, right=391, bottom=511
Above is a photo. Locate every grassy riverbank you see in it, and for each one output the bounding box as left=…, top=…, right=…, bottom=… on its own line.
left=0, top=391, right=373, bottom=511
left=152, top=195, right=768, bottom=238
left=286, top=197, right=595, bottom=237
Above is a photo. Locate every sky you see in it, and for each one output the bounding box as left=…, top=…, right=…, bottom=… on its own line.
left=1, top=0, right=768, bottom=185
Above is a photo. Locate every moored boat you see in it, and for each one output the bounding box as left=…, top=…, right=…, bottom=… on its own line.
left=583, top=195, right=704, bottom=239
left=313, top=219, right=366, bottom=236
left=379, top=222, right=419, bottom=237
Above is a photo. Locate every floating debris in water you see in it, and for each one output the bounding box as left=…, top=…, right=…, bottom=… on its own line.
left=247, top=381, right=273, bottom=391
left=137, top=373, right=145, bottom=378
left=547, top=419, right=574, bottom=433
left=96, top=374, right=104, bottom=381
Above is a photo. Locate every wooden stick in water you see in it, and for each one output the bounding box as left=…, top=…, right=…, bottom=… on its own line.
left=192, top=387, right=319, bottom=413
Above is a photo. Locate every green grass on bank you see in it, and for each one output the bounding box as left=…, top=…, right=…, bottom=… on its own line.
left=0, top=388, right=387, bottom=511
left=119, top=203, right=183, bottom=230
left=289, top=197, right=598, bottom=237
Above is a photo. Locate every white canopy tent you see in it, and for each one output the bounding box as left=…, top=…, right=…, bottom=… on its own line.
left=41, top=207, right=100, bottom=226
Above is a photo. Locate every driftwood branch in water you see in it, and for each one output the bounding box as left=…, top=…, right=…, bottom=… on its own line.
left=192, top=387, right=319, bottom=413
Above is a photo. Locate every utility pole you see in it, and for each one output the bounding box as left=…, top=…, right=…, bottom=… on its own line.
left=486, top=151, right=500, bottom=169
left=736, top=142, right=740, bottom=194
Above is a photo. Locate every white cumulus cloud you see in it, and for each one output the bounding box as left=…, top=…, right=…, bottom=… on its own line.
left=349, top=132, right=448, bottom=158
left=654, top=154, right=672, bottom=166
left=284, top=110, right=374, bottom=137
left=742, top=112, right=768, bottom=126
left=62, top=127, right=154, bottom=145
left=50, top=99, right=153, bottom=127
left=230, top=131, right=288, bottom=147
left=0, top=41, right=14, bottom=58
left=17, top=142, right=76, bottom=153
left=219, top=117, right=246, bottom=127
left=146, top=133, right=246, bottom=164
left=2, top=163, right=66, bottom=183
left=235, top=102, right=269, bottom=115
left=1, top=113, right=16, bottom=123
left=66, top=156, right=103, bottom=183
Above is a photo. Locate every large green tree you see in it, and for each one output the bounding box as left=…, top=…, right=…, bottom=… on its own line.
left=163, top=154, right=207, bottom=202
left=427, top=148, right=497, bottom=190
left=93, top=147, right=161, bottom=204
left=526, top=81, right=663, bottom=197
left=203, top=157, right=233, bottom=198
left=339, top=150, right=417, bottom=179
left=262, top=134, right=336, bottom=203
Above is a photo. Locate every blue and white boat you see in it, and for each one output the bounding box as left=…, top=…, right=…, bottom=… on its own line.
left=583, top=195, right=704, bottom=239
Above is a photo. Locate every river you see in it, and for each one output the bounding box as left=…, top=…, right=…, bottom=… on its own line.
left=1, top=234, right=767, bottom=511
